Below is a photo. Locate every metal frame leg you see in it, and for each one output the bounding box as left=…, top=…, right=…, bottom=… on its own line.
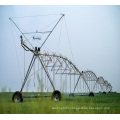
left=20, top=54, right=36, bottom=92
left=73, top=75, right=81, bottom=92
left=38, top=56, right=55, bottom=91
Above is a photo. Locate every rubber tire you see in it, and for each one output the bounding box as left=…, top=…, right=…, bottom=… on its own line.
left=89, top=92, right=94, bottom=97
left=99, top=91, right=102, bottom=94
left=12, top=91, right=23, bottom=103
left=102, top=92, right=106, bottom=94
left=51, top=90, right=61, bottom=101
left=69, top=93, right=75, bottom=97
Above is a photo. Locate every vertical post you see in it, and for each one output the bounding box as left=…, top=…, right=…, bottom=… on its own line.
left=88, top=82, right=89, bottom=92
left=85, top=81, right=86, bottom=93
left=91, top=81, right=92, bottom=92
left=53, top=57, right=55, bottom=89
left=74, top=74, right=75, bottom=91
left=70, top=69, right=71, bottom=93
left=34, top=60, right=35, bottom=87
left=46, top=56, right=48, bottom=92
left=24, top=49, right=25, bottom=79
left=41, top=58, right=43, bottom=91
left=77, top=75, right=78, bottom=92
left=82, top=79, right=83, bottom=92
left=60, top=69, right=62, bottom=91
left=98, top=82, right=99, bottom=91
left=79, top=76, right=81, bottom=92
left=95, top=81, right=96, bottom=92
left=83, top=80, right=84, bottom=93
left=66, top=74, right=67, bottom=93
left=45, top=55, right=46, bottom=91
left=38, top=56, right=39, bottom=89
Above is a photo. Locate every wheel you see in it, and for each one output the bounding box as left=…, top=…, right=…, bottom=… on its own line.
left=99, top=91, right=102, bottom=94
left=69, top=93, right=75, bottom=97
left=102, top=92, right=106, bottom=94
left=12, top=91, right=23, bottom=103
left=89, top=92, right=94, bottom=97
left=51, top=90, right=61, bottom=101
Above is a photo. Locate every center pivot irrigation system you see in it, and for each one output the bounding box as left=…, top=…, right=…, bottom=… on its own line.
left=10, top=14, right=112, bottom=103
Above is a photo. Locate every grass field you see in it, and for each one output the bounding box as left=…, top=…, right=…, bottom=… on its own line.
left=0, top=92, right=120, bottom=114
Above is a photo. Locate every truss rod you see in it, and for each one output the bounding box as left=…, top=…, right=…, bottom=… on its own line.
left=73, top=75, right=81, bottom=92
left=38, top=56, right=55, bottom=91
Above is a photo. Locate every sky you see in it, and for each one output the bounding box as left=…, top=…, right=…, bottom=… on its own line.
left=0, top=5, right=120, bottom=92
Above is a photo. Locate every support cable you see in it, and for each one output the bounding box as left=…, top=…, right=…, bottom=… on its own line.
left=57, top=18, right=63, bottom=53
left=64, top=17, right=75, bottom=64
left=10, top=21, right=23, bottom=83
left=10, top=14, right=60, bottom=19
left=9, top=18, right=34, bottom=49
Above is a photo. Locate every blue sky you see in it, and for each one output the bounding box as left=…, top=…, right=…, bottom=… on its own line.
left=0, top=5, right=120, bottom=92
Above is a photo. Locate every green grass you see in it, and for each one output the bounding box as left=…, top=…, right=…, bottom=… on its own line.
left=0, top=92, right=120, bottom=114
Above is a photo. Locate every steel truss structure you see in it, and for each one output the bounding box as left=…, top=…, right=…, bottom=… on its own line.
left=10, top=14, right=112, bottom=103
